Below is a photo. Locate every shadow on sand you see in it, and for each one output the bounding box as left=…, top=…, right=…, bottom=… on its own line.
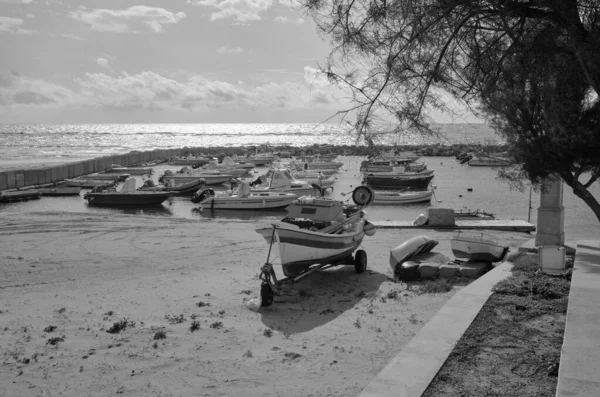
left=260, top=266, right=390, bottom=334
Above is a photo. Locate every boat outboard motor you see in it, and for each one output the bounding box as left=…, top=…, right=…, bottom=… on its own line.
left=352, top=185, right=375, bottom=207
left=191, top=188, right=215, bottom=204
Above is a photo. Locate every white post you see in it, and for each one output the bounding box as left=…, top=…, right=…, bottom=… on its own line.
left=535, top=176, right=565, bottom=246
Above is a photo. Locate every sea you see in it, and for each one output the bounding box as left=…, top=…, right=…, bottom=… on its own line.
left=0, top=123, right=598, bottom=241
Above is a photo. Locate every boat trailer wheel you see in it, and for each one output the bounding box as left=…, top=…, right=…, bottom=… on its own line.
left=260, top=282, right=274, bottom=307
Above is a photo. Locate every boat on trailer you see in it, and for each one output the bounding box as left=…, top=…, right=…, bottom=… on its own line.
left=255, top=185, right=376, bottom=307
left=450, top=231, right=509, bottom=262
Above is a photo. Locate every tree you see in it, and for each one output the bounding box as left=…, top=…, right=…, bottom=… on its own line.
left=302, top=0, right=600, bottom=220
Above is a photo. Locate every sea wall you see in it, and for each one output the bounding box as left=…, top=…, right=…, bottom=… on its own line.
left=0, top=143, right=508, bottom=191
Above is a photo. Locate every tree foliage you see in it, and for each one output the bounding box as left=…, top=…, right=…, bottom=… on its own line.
left=302, top=0, right=600, bottom=220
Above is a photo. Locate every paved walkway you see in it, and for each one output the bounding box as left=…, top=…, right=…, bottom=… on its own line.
left=556, top=240, right=600, bottom=397
left=357, top=261, right=514, bottom=397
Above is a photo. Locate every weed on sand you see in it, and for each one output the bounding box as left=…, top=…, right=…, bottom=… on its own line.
left=421, top=252, right=571, bottom=397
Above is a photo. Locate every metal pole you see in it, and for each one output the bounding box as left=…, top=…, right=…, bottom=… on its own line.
left=528, top=185, right=532, bottom=223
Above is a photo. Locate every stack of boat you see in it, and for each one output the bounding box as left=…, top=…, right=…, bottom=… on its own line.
left=360, top=155, right=435, bottom=205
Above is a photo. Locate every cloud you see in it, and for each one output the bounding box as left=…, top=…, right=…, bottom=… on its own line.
left=274, top=16, right=303, bottom=24
left=0, top=72, right=80, bottom=107
left=0, top=0, right=34, bottom=4
left=0, top=16, right=37, bottom=34
left=278, top=0, right=298, bottom=7
left=69, top=6, right=186, bottom=34
left=95, top=57, right=112, bottom=71
left=62, top=33, right=84, bottom=40
left=0, top=69, right=347, bottom=112
left=188, top=0, right=272, bottom=23
left=217, top=45, right=243, bottom=54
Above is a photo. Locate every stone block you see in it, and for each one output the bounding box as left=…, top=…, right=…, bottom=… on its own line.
left=6, top=170, right=16, bottom=189
left=0, top=172, right=7, bottom=191
left=418, top=262, right=440, bottom=280
left=439, top=263, right=460, bottom=279
left=24, top=169, right=39, bottom=187
left=459, top=261, right=492, bottom=278
left=15, top=171, right=25, bottom=188
left=426, top=207, right=455, bottom=226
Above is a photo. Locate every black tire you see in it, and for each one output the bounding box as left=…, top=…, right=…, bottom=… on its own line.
left=260, top=282, right=274, bottom=307
left=354, top=250, right=367, bottom=273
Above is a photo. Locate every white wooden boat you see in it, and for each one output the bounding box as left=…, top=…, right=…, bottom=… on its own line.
left=0, top=190, right=42, bottom=202
left=291, top=172, right=335, bottom=189
left=65, top=178, right=116, bottom=188
left=202, top=156, right=255, bottom=171
left=467, top=154, right=511, bottom=167
left=168, top=155, right=212, bottom=166
left=77, top=173, right=130, bottom=181
left=159, top=168, right=233, bottom=185
left=138, top=178, right=205, bottom=194
left=372, top=189, right=433, bottom=204
left=251, top=168, right=316, bottom=196
left=191, top=188, right=297, bottom=210
left=306, top=161, right=344, bottom=171
left=233, top=154, right=276, bottom=166
left=108, top=165, right=154, bottom=175
left=83, top=178, right=171, bottom=206
left=361, top=159, right=427, bottom=173
left=38, top=187, right=82, bottom=196
left=450, top=231, right=509, bottom=262
left=255, top=186, right=376, bottom=306
left=201, top=161, right=249, bottom=177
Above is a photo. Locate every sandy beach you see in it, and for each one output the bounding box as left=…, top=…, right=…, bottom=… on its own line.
left=0, top=210, right=532, bottom=397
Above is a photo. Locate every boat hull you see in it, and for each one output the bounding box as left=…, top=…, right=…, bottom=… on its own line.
left=162, top=174, right=232, bottom=185
left=83, top=192, right=171, bottom=206
left=200, top=193, right=296, bottom=210
left=450, top=234, right=508, bottom=262
left=364, top=174, right=434, bottom=189
left=257, top=222, right=365, bottom=277
left=372, top=190, right=433, bottom=204
left=65, top=179, right=116, bottom=188
left=38, top=187, right=82, bottom=196
left=109, top=167, right=153, bottom=175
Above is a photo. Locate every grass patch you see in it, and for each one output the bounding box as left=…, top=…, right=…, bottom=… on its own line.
left=164, top=314, right=186, bottom=325
left=153, top=330, right=166, bottom=340
left=106, top=318, right=135, bottom=334
left=43, top=325, right=57, bottom=333
left=189, top=320, right=201, bottom=332
left=46, top=336, right=65, bottom=346
left=421, top=251, right=572, bottom=397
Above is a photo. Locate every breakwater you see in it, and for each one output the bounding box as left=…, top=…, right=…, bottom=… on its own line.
left=0, top=143, right=508, bottom=191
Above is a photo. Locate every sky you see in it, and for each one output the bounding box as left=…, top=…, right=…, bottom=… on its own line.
left=0, top=0, right=482, bottom=124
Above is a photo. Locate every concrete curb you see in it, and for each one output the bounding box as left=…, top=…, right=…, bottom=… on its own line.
left=357, top=261, right=514, bottom=397
left=556, top=240, right=600, bottom=397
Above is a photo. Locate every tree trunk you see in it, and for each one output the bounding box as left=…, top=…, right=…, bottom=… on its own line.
left=564, top=176, right=600, bottom=222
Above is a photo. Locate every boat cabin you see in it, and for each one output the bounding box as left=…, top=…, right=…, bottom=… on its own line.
left=286, top=196, right=345, bottom=223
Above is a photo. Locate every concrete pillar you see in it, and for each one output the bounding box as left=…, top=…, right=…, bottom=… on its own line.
left=535, top=176, right=565, bottom=246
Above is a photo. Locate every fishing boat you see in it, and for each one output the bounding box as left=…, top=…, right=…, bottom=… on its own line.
left=467, top=154, right=511, bottom=167
left=305, top=161, right=344, bottom=171
left=291, top=172, right=336, bottom=190
left=450, top=231, right=509, bottom=262
left=251, top=168, right=317, bottom=196
left=138, top=178, right=206, bottom=195
left=255, top=185, right=376, bottom=306
left=233, top=154, right=277, bottom=166
left=108, top=165, right=154, bottom=175
left=363, top=173, right=434, bottom=189
left=83, top=178, right=171, bottom=206
left=158, top=168, right=233, bottom=185
left=38, top=187, right=82, bottom=196
left=365, top=169, right=434, bottom=178
left=191, top=188, right=297, bottom=210
left=0, top=190, right=42, bottom=202
left=361, top=159, right=426, bottom=173
left=372, top=189, right=433, bottom=204
left=454, top=208, right=496, bottom=220
left=168, top=155, right=212, bottom=166
left=200, top=160, right=249, bottom=177
left=76, top=173, right=130, bottom=181
left=202, top=156, right=256, bottom=171
left=65, top=178, right=116, bottom=188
